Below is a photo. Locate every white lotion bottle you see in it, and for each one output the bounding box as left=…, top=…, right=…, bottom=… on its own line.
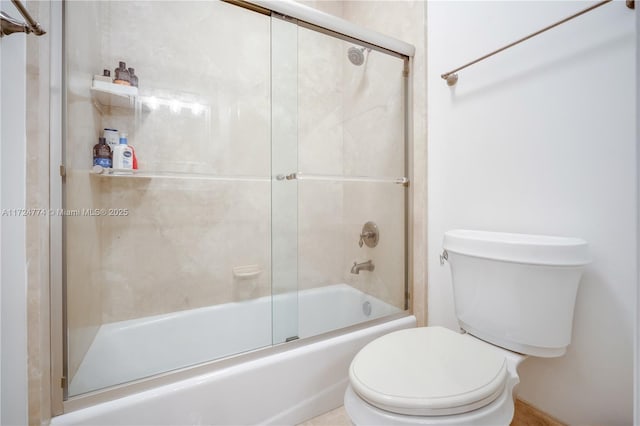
left=112, top=134, right=133, bottom=170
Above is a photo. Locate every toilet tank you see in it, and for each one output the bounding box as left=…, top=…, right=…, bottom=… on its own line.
left=443, top=230, right=590, bottom=358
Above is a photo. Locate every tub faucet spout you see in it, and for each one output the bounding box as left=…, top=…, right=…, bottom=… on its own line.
left=351, top=260, right=375, bottom=275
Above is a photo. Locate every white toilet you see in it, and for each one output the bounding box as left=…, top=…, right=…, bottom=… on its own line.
left=344, top=229, right=590, bottom=425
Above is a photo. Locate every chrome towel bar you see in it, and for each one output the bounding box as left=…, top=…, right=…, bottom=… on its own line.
left=0, top=0, right=46, bottom=37
left=441, top=0, right=634, bottom=86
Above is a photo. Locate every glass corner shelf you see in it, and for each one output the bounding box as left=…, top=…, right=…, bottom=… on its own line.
left=90, top=166, right=147, bottom=177
left=90, top=79, right=148, bottom=112
left=89, top=166, right=270, bottom=182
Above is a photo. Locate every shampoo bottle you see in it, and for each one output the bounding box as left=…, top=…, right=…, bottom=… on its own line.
left=103, top=128, right=119, bottom=151
left=112, top=134, right=133, bottom=170
left=93, top=137, right=112, bottom=168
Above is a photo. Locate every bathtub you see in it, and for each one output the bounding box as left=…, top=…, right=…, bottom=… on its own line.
left=54, top=284, right=415, bottom=425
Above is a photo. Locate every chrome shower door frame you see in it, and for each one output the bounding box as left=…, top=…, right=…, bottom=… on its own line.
left=50, top=0, right=415, bottom=415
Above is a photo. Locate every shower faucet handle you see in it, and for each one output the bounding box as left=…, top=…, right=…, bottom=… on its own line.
left=358, top=222, right=379, bottom=248
left=359, top=231, right=374, bottom=248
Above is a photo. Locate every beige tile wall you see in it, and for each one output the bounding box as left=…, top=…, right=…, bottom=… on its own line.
left=97, top=178, right=271, bottom=322
left=65, top=0, right=272, bottom=327
left=92, top=1, right=272, bottom=324
left=26, top=1, right=52, bottom=423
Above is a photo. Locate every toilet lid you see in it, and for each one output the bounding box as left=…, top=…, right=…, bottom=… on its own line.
left=349, top=327, right=508, bottom=416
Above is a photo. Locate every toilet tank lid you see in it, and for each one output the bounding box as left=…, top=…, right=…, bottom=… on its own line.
left=443, top=229, right=591, bottom=266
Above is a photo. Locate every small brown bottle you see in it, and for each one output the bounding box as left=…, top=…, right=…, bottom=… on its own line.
left=114, top=61, right=131, bottom=86
left=128, top=67, right=139, bottom=87
left=93, top=137, right=112, bottom=168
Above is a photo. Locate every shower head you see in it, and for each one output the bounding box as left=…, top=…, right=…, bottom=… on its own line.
left=348, top=46, right=370, bottom=66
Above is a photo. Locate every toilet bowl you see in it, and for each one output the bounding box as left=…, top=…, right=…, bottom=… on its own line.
left=344, top=327, right=525, bottom=425
left=345, top=230, right=590, bottom=425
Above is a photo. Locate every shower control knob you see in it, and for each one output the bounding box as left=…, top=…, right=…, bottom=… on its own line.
left=359, top=222, right=379, bottom=248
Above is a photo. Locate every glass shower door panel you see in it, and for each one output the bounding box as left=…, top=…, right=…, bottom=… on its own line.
left=297, top=180, right=406, bottom=339
left=271, top=15, right=300, bottom=345
left=297, top=27, right=406, bottom=178
left=64, top=1, right=272, bottom=397
left=296, top=25, right=408, bottom=337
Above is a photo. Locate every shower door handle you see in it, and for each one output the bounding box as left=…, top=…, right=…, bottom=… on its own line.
left=275, top=173, right=297, bottom=181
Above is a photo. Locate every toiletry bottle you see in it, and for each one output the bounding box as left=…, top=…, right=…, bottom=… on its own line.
left=114, top=61, right=131, bottom=86
left=103, top=128, right=119, bottom=152
left=112, top=134, right=133, bottom=170
left=94, top=69, right=111, bottom=83
left=129, top=145, right=138, bottom=169
left=128, top=67, right=139, bottom=87
left=113, top=62, right=123, bottom=83
left=93, top=137, right=112, bottom=168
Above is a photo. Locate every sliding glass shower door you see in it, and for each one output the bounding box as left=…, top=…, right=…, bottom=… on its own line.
left=64, top=1, right=274, bottom=397
left=271, top=15, right=300, bottom=344
left=272, top=17, right=409, bottom=341
left=62, top=1, right=408, bottom=399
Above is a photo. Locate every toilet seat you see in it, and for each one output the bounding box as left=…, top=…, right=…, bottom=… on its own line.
left=344, top=381, right=516, bottom=426
left=349, top=327, right=508, bottom=416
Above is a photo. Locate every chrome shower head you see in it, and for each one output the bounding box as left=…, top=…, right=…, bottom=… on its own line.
left=348, top=46, right=370, bottom=66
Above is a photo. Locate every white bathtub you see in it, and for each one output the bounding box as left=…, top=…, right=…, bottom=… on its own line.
left=55, top=284, right=415, bottom=425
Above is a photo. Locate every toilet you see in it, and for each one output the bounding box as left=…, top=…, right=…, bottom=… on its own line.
left=344, top=229, right=590, bottom=425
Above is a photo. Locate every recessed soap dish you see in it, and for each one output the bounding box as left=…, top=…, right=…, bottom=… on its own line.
left=232, top=264, right=261, bottom=279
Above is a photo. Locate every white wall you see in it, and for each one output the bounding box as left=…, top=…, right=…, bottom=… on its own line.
left=427, top=1, right=636, bottom=424
left=0, top=1, right=29, bottom=424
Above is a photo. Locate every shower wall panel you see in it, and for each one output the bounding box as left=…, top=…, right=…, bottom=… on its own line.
left=297, top=27, right=346, bottom=291
left=296, top=24, right=406, bottom=309
left=94, top=1, right=271, bottom=323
